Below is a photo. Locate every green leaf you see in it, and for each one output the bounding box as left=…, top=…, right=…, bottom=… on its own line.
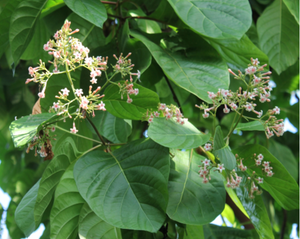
left=21, top=19, right=51, bottom=63
left=233, top=144, right=299, bottom=210
left=283, top=0, right=299, bottom=23
left=0, top=0, right=23, bottom=57
left=64, top=0, right=107, bottom=28
left=67, top=12, right=106, bottom=50
left=129, top=9, right=162, bottom=34
left=9, top=0, right=48, bottom=62
left=41, top=0, right=65, bottom=18
left=205, top=34, right=269, bottom=70
left=9, top=113, right=56, bottom=147
left=167, top=0, right=252, bottom=39
left=184, top=225, right=204, bottom=239
left=50, top=162, right=85, bottom=239
left=203, top=224, right=260, bottom=239
left=74, top=138, right=169, bottom=232
left=15, top=180, right=40, bottom=237
left=268, top=140, right=298, bottom=181
left=235, top=177, right=274, bottom=239
left=226, top=187, right=249, bottom=218
left=213, top=126, right=236, bottom=170
left=79, top=203, right=122, bottom=239
left=257, top=0, right=299, bottom=74
left=235, top=121, right=265, bottom=131
left=34, top=137, right=82, bottom=226
left=167, top=150, right=226, bottom=224
left=148, top=118, right=210, bottom=149
left=285, top=102, right=299, bottom=130
left=103, top=82, right=159, bottom=120
left=90, top=111, right=131, bottom=144
left=130, top=30, right=229, bottom=103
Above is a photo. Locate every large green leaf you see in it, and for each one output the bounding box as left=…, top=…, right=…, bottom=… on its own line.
left=235, top=121, right=265, bottom=131
left=90, top=111, right=131, bottom=144
left=206, top=34, right=269, bottom=70
left=167, top=150, right=226, bottom=224
left=213, top=126, right=236, bottom=170
left=74, top=138, right=169, bottom=232
left=50, top=162, right=85, bottom=239
left=79, top=203, right=122, bottom=239
left=257, top=0, right=299, bottom=74
left=9, top=0, right=48, bottom=62
left=203, top=224, right=260, bottom=239
left=103, top=83, right=159, bottom=120
left=283, top=0, right=299, bottom=23
left=148, top=117, right=210, bottom=149
left=233, top=144, right=299, bottom=210
left=268, top=140, right=298, bottom=181
left=0, top=0, right=23, bottom=57
left=64, top=0, right=107, bottom=28
left=34, top=137, right=82, bottom=226
left=15, top=180, right=40, bottom=237
left=167, top=0, right=251, bottom=39
left=235, top=177, right=274, bottom=239
left=130, top=30, right=229, bottom=103
left=9, top=113, right=56, bottom=147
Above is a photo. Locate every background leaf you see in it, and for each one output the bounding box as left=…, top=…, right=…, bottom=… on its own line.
left=9, top=0, right=48, bottom=62
left=103, top=82, right=159, bottom=120
left=148, top=117, right=210, bottom=149
left=213, top=126, right=236, bottom=170
left=233, top=144, right=299, bottom=210
left=131, top=30, right=229, bottom=103
left=257, top=0, right=299, bottom=74
left=15, top=180, right=40, bottom=237
left=203, top=224, right=260, bottom=239
left=235, top=121, right=265, bottom=131
left=79, top=203, right=122, bottom=239
left=64, top=0, right=107, bottom=28
left=50, top=162, right=85, bottom=239
left=283, top=0, right=299, bottom=23
left=167, top=0, right=252, bottom=39
left=34, top=137, right=82, bottom=227
left=205, top=34, right=269, bottom=69
left=235, top=177, right=274, bottom=239
left=268, top=140, right=298, bottom=180
left=74, top=138, right=169, bottom=232
left=167, top=150, right=226, bottom=224
left=90, top=111, right=131, bottom=144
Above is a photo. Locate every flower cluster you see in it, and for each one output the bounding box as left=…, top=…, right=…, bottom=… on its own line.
left=234, top=153, right=273, bottom=198
left=225, top=170, right=243, bottom=188
left=118, top=80, right=139, bottom=103
left=198, top=158, right=225, bottom=184
left=196, top=58, right=284, bottom=139
left=145, top=103, right=187, bottom=124
left=26, top=20, right=142, bottom=135
left=113, top=53, right=140, bottom=80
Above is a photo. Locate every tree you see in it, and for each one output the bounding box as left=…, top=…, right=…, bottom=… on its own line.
left=0, top=0, right=299, bottom=238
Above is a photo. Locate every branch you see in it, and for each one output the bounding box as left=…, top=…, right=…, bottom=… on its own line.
left=86, top=116, right=106, bottom=145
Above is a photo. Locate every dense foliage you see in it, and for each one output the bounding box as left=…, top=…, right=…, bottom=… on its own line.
left=0, top=0, right=299, bottom=238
